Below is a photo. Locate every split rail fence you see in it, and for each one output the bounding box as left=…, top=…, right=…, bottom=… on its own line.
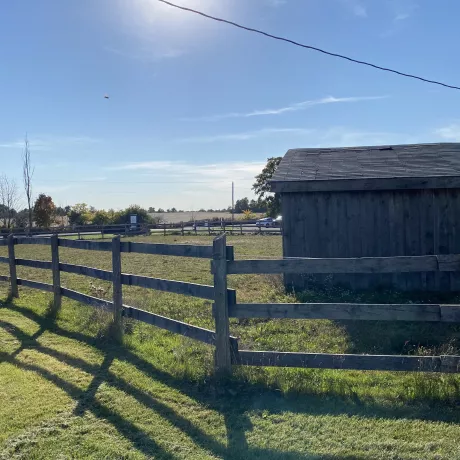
left=1, top=234, right=460, bottom=374
left=0, top=221, right=281, bottom=239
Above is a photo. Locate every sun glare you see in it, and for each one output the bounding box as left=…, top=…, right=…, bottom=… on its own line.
left=124, top=0, right=230, bottom=32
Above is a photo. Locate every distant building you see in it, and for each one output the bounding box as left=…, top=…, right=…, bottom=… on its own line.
left=270, top=143, right=460, bottom=291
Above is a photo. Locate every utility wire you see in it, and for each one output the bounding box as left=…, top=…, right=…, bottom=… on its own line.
left=158, top=0, right=460, bottom=91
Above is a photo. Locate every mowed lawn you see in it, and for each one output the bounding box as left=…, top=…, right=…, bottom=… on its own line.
left=0, top=234, right=460, bottom=459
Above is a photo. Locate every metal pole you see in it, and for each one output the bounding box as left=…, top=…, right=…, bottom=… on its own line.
left=231, top=181, right=234, bottom=222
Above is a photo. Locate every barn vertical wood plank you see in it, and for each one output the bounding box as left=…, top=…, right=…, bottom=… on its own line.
left=328, top=192, right=340, bottom=286
left=403, top=191, right=420, bottom=290
left=111, top=235, right=123, bottom=342
left=213, top=234, right=232, bottom=376
left=297, top=192, right=311, bottom=289
left=369, top=192, right=382, bottom=288
left=432, top=190, right=441, bottom=290
left=356, top=193, right=371, bottom=289
left=315, top=193, right=329, bottom=287
left=378, top=192, right=392, bottom=287
left=50, top=234, right=61, bottom=312
left=335, top=191, right=349, bottom=287
left=347, top=192, right=361, bottom=289
left=281, top=194, right=292, bottom=289
left=422, top=190, right=436, bottom=290
left=392, top=193, right=407, bottom=290
left=438, top=189, right=451, bottom=291
left=418, top=191, right=428, bottom=290
left=450, top=189, right=460, bottom=290
left=7, top=234, right=18, bottom=298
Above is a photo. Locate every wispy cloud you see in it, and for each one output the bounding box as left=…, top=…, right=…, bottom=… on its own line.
left=184, top=95, right=388, bottom=122
left=177, top=128, right=314, bottom=143
left=381, top=1, right=418, bottom=37
left=106, top=125, right=409, bottom=192
left=108, top=160, right=266, bottom=191
left=314, top=126, right=407, bottom=147
left=105, top=46, right=184, bottom=62
left=266, top=0, right=287, bottom=7
left=392, top=0, right=418, bottom=21
left=340, top=0, right=368, bottom=17
left=183, top=126, right=408, bottom=147
left=435, top=123, right=460, bottom=141
left=0, top=136, right=100, bottom=151
left=394, top=13, right=410, bottom=21
left=34, top=184, right=75, bottom=193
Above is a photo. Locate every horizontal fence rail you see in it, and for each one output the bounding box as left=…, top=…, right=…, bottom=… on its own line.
left=123, top=305, right=238, bottom=347
left=15, top=259, right=52, bottom=270
left=12, top=237, right=225, bottom=260
left=5, top=257, right=236, bottom=303
left=227, top=303, right=460, bottom=322
left=58, top=239, right=112, bottom=251
left=17, top=278, right=54, bottom=292
left=122, top=273, right=215, bottom=300
left=234, top=351, right=460, bottom=373
left=226, top=254, right=460, bottom=275
left=0, top=271, right=234, bottom=347
left=59, top=263, right=113, bottom=281
left=60, top=287, right=114, bottom=309
left=15, top=237, right=51, bottom=246
left=120, top=241, right=220, bottom=259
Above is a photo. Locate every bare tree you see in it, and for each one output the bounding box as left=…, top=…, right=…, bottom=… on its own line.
left=23, top=135, right=34, bottom=229
left=0, top=175, right=20, bottom=228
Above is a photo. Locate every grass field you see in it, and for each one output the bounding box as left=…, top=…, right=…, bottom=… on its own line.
left=1, top=234, right=460, bottom=459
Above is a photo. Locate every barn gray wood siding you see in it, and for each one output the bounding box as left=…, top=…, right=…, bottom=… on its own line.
left=282, top=189, right=460, bottom=291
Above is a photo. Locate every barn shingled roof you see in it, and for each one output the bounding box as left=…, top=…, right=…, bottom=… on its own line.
left=270, top=143, right=460, bottom=193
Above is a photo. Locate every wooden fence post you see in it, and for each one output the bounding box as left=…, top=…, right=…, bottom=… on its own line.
left=112, top=235, right=123, bottom=341
left=181, top=221, right=184, bottom=236
left=7, top=234, right=18, bottom=298
left=240, top=223, right=243, bottom=235
left=50, top=234, right=61, bottom=312
left=212, top=234, right=232, bottom=376
left=163, top=222, right=166, bottom=236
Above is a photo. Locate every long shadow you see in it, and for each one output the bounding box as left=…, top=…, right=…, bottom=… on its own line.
left=1, top=301, right=460, bottom=459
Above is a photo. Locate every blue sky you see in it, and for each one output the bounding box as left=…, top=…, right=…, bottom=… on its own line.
left=1, top=0, right=459, bottom=210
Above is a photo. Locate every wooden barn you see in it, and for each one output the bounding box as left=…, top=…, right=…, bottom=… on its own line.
left=270, top=143, right=460, bottom=291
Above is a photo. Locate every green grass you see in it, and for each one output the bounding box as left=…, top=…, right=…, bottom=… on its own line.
left=1, top=234, right=460, bottom=459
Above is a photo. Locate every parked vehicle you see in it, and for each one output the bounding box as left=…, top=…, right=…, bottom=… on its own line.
left=275, top=215, right=282, bottom=226
left=256, top=217, right=276, bottom=228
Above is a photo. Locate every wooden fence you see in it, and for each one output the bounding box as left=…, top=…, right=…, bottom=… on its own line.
left=0, top=234, right=237, bottom=375
left=0, top=221, right=281, bottom=239
left=1, top=234, right=460, bottom=375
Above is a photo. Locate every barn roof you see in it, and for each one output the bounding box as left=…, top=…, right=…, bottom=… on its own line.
left=270, top=143, right=460, bottom=193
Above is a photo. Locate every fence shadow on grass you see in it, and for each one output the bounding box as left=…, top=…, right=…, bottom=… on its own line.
left=1, top=301, right=460, bottom=459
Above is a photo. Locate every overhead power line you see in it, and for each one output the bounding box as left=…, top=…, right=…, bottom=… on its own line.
left=158, top=0, right=460, bottom=91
